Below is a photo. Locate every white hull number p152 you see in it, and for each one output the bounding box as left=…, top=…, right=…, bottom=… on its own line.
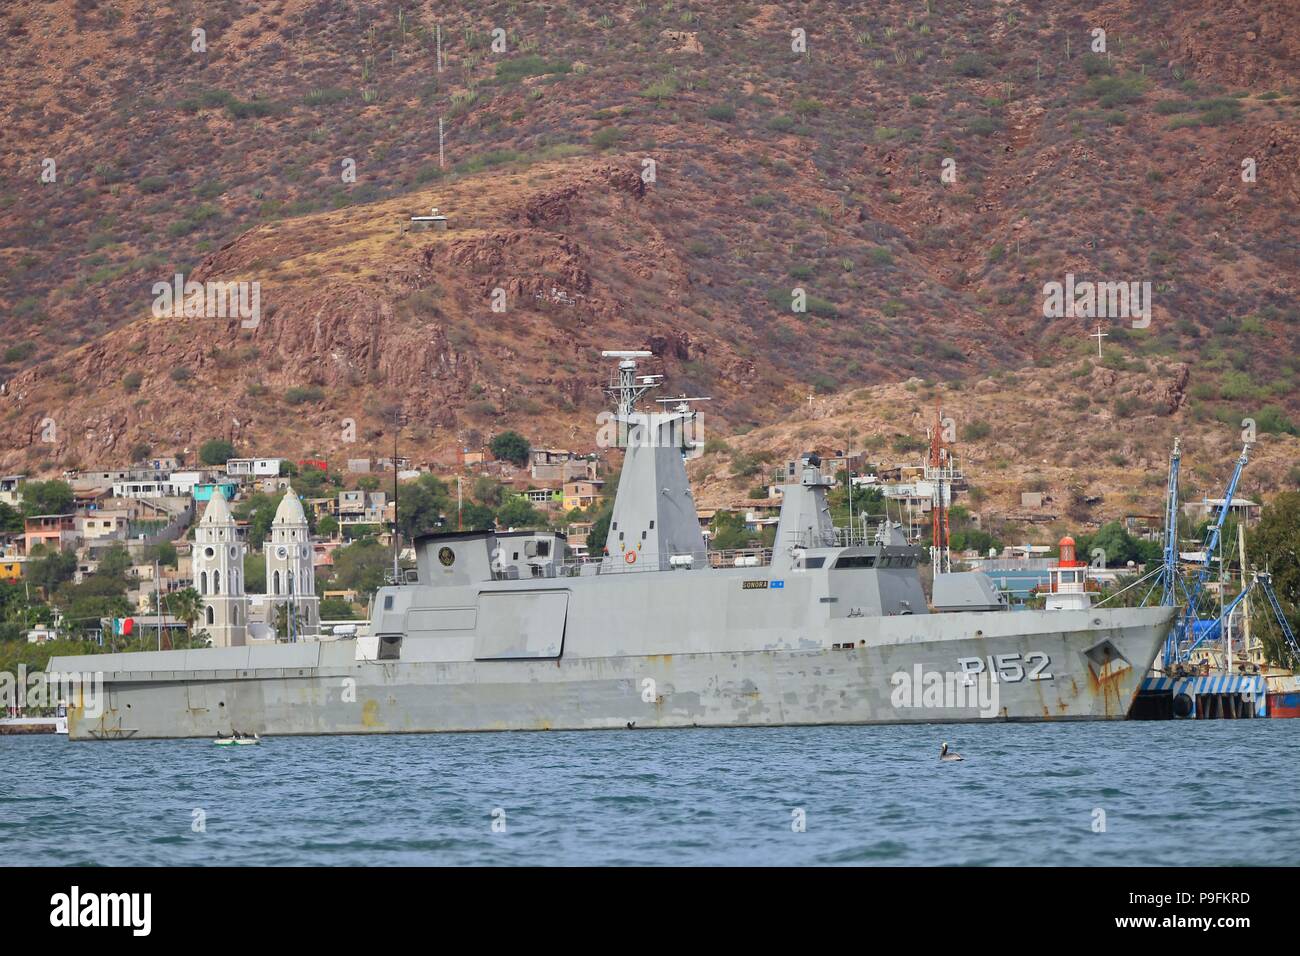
left=958, top=652, right=1052, bottom=683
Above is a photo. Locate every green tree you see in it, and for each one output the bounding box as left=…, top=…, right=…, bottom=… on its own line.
left=320, top=596, right=357, bottom=620
left=490, top=430, right=531, bottom=467
left=97, top=543, right=133, bottom=578
left=397, top=474, right=450, bottom=538
left=1077, top=521, right=1156, bottom=568
left=461, top=502, right=497, bottom=531
left=0, top=502, right=24, bottom=533
left=234, top=491, right=287, bottom=545
left=168, top=587, right=203, bottom=638
left=243, top=552, right=266, bottom=594
left=827, top=483, right=884, bottom=528
left=496, top=496, right=543, bottom=529
left=329, top=539, right=392, bottom=599
left=950, top=529, right=1003, bottom=555
left=587, top=509, right=612, bottom=552
left=473, top=477, right=505, bottom=508
left=294, top=464, right=331, bottom=496
left=1249, top=492, right=1300, bottom=663
left=57, top=572, right=131, bottom=642
left=199, top=439, right=236, bottom=465
left=709, top=510, right=753, bottom=550
left=27, top=549, right=77, bottom=595
left=317, top=515, right=339, bottom=538
left=146, top=540, right=178, bottom=568
left=272, top=601, right=305, bottom=641
left=20, top=479, right=73, bottom=516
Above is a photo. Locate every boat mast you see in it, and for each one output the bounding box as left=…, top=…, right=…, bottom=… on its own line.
left=601, top=350, right=657, bottom=417
left=927, top=401, right=952, bottom=574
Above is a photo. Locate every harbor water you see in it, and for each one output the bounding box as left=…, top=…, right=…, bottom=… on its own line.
left=4, top=721, right=1296, bottom=866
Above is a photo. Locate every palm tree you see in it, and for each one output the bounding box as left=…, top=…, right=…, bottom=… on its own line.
left=169, top=587, right=202, bottom=648
left=273, top=602, right=305, bottom=642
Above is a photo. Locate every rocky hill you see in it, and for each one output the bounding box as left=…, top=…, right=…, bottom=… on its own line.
left=1, top=0, right=1297, bottom=522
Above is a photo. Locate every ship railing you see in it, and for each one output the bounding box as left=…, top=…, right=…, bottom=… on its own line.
left=493, top=547, right=775, bottom=579
left=1049, top=580, right=1088, bottom=594
left=785, top=523, right=893, bottom=549
left=831, top=525, right=888, bottom=547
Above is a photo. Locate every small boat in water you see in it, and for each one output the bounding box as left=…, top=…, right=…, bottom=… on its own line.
left=214, top=734, right=261, bottom=746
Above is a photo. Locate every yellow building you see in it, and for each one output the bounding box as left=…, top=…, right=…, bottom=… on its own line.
left=562, top=479, right=604, bottom=512
left=0, top=559, right=23, bottom=581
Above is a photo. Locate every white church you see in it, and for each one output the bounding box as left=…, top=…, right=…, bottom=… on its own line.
left=191, top=487, right=320, bottom=646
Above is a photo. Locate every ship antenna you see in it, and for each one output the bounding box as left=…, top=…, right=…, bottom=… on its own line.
left=601, top=350, right=658, bottom=418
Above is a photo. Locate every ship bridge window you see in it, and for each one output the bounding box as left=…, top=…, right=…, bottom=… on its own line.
left=383, top=595, right=394, bottom=610
left=834, top=555, right=876, bottom=569
left=525, top=540, right=551, bottom=559
left=802, top=557, right=826, bottom=569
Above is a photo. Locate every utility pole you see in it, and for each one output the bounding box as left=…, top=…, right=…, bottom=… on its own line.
left=155, top=559, right=161, bottom=651
left=288, top=569, right=296, bottom=643
left=392, top=408, right=402, bottom=583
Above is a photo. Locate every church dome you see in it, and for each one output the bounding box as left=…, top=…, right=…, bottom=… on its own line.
left=272, top=486, right=307, bottom=526
left=199, top=490, right=233, bottom=525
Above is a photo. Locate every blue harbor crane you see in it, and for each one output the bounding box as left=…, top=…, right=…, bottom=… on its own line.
left=1177, top=442, right=1250, bottom=661
left=1178, top=570, right=1300, bottom=666
left=1155, top=441, right=1250, bottom=667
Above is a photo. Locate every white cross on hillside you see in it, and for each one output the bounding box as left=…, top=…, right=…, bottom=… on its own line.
left=1090, top=324, right=1108, bottom=358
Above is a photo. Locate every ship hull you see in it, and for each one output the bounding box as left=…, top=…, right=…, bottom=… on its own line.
left=56, top=607, right=1172, bottom=739
left=1268, top=691, right=1300, bottom=719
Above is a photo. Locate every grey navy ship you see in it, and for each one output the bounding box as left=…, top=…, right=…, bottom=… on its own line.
left=52, top=351, right=1175, bottom=739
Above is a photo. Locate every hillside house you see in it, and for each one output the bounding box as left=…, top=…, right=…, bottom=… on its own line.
left=24, top=514, right=77, bottom=554
left=0, top=475, right=24, bottom=507
left=562, top=479, right=604, bottom=511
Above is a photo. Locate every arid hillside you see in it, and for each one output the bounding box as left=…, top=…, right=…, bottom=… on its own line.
left=688, top=359, right=1300, bottom=532
left=1, top=0, right=1298, bottom=512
